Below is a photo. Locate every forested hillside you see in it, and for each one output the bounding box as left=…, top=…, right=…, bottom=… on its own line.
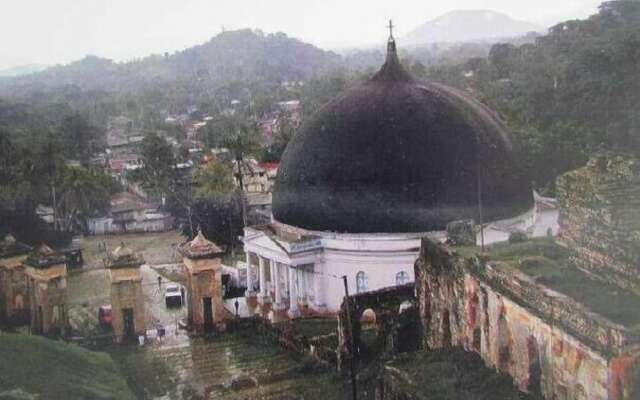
left=0, top=30, right=341, bottom=118
left=426, top=0, right=640, bottom=189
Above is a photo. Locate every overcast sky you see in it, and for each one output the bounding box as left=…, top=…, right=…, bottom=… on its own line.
left=1, top=0, right=603, bottom=70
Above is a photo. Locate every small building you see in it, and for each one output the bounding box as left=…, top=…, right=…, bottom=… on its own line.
left=24, top=244, right=68, bottom=336
left=87, top=192, right=174, bottom=235
left=0, top=235, right=32, bottom=326
left=179, top=230, right=226, bottom=334
left=106, top=244, right=145, bottom=342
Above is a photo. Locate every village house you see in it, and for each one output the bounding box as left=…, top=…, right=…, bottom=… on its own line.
left=87, top=192, right=173, bottom=235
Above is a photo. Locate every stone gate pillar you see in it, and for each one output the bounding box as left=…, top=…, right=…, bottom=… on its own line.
left=24, top=244, right=68, bottom=336
left=179, top=230, right=226, bottom=335
left=0, top=235, right=31, bottom=327
left=106, top=244, right=145, bottom=343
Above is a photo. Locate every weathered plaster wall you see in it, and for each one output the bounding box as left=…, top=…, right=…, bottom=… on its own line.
left=109, top=273, right=145, bottom=341
left=183, top=257, right=225, bottom=334
left=26, top=266, right=68, bottom=336
left=415, top=239, right=640, bottom=400
left=557, top=154, right=640, bottom=295
left=0, top=259, right=29, bottom=325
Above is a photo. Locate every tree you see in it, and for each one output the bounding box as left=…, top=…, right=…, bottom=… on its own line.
left=140, top=132, right=177, bottom=200
left=192, top=161, right=235, bottom=198
left=261, top=113, right=296, bottom=162
left=56, top=166, right=116, bottom=232
left=59, top=113, right=102, bottom=166
left=201, top=114, right=261, bottom=226
left=186, top=194, right=244, bottom=251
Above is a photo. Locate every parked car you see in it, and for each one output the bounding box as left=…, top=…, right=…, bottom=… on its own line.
left=165, top=284, right=182, bottom=308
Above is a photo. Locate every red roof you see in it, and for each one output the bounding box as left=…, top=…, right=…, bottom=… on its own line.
left=258, top=162, right=279, bottom=171
left=109, top=160, right=125, bottom=173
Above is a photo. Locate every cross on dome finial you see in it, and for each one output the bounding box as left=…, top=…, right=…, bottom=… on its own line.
left=385, top=19, right=398, bottom=62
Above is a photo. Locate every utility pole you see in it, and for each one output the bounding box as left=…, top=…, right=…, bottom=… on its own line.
left=476, top=131, right=486, bottom=252
left=342, top=275, right=358, bottom=400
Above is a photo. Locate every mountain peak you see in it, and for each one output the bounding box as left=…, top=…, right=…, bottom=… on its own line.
left=404, top=9, right=544, bottom=46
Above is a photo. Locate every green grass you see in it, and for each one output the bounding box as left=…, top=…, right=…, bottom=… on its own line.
left=389, top=349, right=537, bottom=399
left=81, top=230, right=184, bottom=269
left=291, top=318, right=338, bottom=338
left=457, top=238, right=640, bottom=328
left=0, top=333, right=135, bottom=400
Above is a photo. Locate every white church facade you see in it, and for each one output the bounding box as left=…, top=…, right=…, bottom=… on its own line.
left=243, top=204, right=559, bottom=318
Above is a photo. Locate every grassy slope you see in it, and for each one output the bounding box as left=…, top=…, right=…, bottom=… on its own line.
left=0, top=333, right=134, bottom=400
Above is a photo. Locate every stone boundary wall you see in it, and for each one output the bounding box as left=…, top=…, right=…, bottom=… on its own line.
left=415, top=238, right=640, bottom=399
left=472, top=261, right=640, bottom=357
left=556, top=154, right=640, bottom=295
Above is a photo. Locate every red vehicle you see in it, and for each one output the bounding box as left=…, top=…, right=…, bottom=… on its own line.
left=98, top=305, right=113, bottom=327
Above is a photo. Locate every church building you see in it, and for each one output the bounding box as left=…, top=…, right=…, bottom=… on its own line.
left=243, top=28, right=556, bottom=318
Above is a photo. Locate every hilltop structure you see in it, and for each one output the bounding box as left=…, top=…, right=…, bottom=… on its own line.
left=243, top=28, right=556, bottom=318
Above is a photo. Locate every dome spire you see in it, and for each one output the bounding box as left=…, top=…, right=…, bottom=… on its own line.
left=386, top=19, right=397, bottom=61
left=372, top=19, right=413, bottom=82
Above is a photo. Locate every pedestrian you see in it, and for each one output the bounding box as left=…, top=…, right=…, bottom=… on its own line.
left=180, top=287, right=185, bottom=305
left=157, top=276, right=162, bottom=289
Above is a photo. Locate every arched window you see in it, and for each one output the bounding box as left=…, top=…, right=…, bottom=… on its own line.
left=395, top=271, right=410, bottom=285
left=356, top=271, right=368, bottom=293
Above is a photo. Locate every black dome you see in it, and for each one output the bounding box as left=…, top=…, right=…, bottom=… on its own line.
left=273, top=39, right=533, bottom=233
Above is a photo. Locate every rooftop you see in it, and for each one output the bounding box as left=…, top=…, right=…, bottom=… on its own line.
left=106, top=243, right=144, bottom=269
left=178, top=230, right=224, bottom=259
left=24, top=244, right=66, bottom=269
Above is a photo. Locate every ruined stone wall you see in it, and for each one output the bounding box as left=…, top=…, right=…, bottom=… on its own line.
left=27, top=274, right=68, bottom=335
left=415, top=239, right=640, bottom=400
left=557, top=155, right=640, bottom=294
left=184, top=258, right=225, bottom=334
left=0, top=266, right=29, bottom=325
left=110, top=279, right=145, bottom=340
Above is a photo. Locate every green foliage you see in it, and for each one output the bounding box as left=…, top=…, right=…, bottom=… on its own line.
left=59, top=113, right=103, bottom=165
left=428, top=1, right=640, bottom=189
left=485, top=238, right=640, bottom=327
left=187, top=194, right=244, bottom=248
left=139, top=132, right=177, bottom=196
left=56, top=165, right=118, bottom=232
left=0, top=333, right=135, bottom=400
left=200, top=114, right=260, bottom=160
left=192, top=161, right=235, bottom=198
left=260, top=112, right=297, bottom=162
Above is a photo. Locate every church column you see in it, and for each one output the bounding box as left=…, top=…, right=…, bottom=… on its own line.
left=288, top=265, right=300, bottom=318
left=258, top=256, right=270, bottom=305
left=245, top=252, right=255, bottom=296
left=312, top=264, right=326, bottom=312
left=274, top=262, right=284, bottom=311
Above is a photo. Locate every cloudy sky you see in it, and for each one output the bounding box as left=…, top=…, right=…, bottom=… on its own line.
left=1, top=0, right=603, bottom=70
